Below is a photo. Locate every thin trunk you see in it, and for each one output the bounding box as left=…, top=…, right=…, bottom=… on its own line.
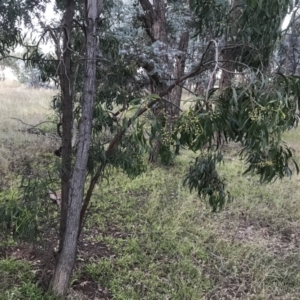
left=78, top=163, right=105, bottom=238
left=219, top=50, right=234, bottom=90
left=286, top=12, right=299, bottom=75
left=50, top=0, right=102, bottom=297
left=219, top=0, right=241, bottom=91
left=59, top=0, right=75, bottom=253
left=46, top=0, right=75, bottom=253
left=167, top=32, right=189, bottom=135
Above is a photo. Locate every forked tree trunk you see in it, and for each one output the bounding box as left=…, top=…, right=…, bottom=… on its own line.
left=139, top=0, right=190, bottom=163
left=50, top=0, right=102, bottom=297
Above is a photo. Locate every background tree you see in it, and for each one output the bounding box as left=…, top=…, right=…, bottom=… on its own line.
left=277, top=4, right=300, bottom=75
left=0, top=0, right=48, bottom=55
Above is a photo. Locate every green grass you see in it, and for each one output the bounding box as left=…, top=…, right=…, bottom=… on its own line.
left=2, top=81, right=300, bottom=299
left=0, top=82, right=58, bottom=299
left=0, top=258, right=54, bottom=300
left=77, top=149, right=300, bottom=299
left=83, top=164, right=211, bottom=299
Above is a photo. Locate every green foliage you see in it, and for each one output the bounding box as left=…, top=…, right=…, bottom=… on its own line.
left=215, top=73, right=300, bottom=180
left=0, top=259, right=54, bottom=300
left=172, top=108, right=215, bottom=151
left=241, top=143, right=298, bottom=182
left=230, top=0, right=292, bottom=68
left=91, top=69, right=300, bottom=211
left=191, top=0, right=229, bottom=38
left=109, top=131, right=147, bottom=179
left=0, top=188, right=38, bottom=241
left=0, top=0, right=50, bottom=58
left=0, top=176, right=58, bottom=242
left=192, top=0, right=292, bottom=68
left=154, top=73, right=300, bottom=208
left=183, top=153, right=231, bottom=212
left=96, top=58, right=141, bottom=110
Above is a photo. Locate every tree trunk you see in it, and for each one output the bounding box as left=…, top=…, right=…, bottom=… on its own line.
left=285, top=12, right=299, bottom=75
left=139, top=0, right=190, bottom=163
left=219, top=0, right=241, bottom=91
left=50, top=0, right=102, bottom=297
left=139, top=0, right=169, bottom=163
left=219, top=49, right=234, bottom=90
left=166, top=31, right=189, bottom=135
left=59, top=0, right=75, bottom=253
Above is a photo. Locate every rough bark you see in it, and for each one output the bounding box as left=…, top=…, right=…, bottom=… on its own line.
left=285, top=12, right=300, bottom=75
left=59, top=0, right=75, bottom=253
left=139, top=0, right=190, bottom=162
left=139, top=0, right=169, bottom=162
left=219, top=0, right=241, bottom=91
left=167, top=31, right=189, bottom=135
left=139, top=0, right=168, bottom=43
left=50, top=0, right=102, bottom=297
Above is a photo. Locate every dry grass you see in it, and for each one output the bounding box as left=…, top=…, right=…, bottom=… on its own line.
left=0, top=81, right=55, bottom=131
left=0, top=81, right=58, bottom=189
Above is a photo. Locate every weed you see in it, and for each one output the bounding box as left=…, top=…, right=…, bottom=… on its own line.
left=0, top=259, right=54, bottom=300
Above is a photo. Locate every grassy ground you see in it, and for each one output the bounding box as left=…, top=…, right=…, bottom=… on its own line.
left=1, top=81, right=300, bottom=299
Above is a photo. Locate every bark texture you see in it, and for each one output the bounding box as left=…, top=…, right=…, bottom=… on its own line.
left=139, top=0, right=169, bottom=162
left=139, top=0, right=190, bottom=162
left=167, top=31, right=189, bottom=134
left=50, top=0, right=102, bottom=297
left=59, top=0, right=75, bottom=252
left=285, top=12, right=300, bottom=75
left=219, top=0, right=241, bottom=90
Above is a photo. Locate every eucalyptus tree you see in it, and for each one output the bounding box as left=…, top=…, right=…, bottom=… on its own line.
left=50, top=0, right=300, bottom=295
left=48, top=0, right=103, bottom=295
left=2, top=0, right=300, bottom=298
left=276, top=5, right=300, bottom=75
left=106, top=0, right=193, bottom=162
left=136, top=0, right=190, bottom=160
left=198, top=0, right=296, bottom=90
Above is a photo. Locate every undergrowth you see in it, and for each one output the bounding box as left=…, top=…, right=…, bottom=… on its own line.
left=1, top=81, right=300, bottom=299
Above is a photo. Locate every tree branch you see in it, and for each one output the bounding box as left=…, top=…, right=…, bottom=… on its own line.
left=11, top=118, right=56, bottom=128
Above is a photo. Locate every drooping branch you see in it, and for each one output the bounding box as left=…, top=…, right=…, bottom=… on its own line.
left=0, top=55, right=58, bottom=62
left=79, top=59, right=210, bottom=232
left=11, top=118, right=56, bottom=129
